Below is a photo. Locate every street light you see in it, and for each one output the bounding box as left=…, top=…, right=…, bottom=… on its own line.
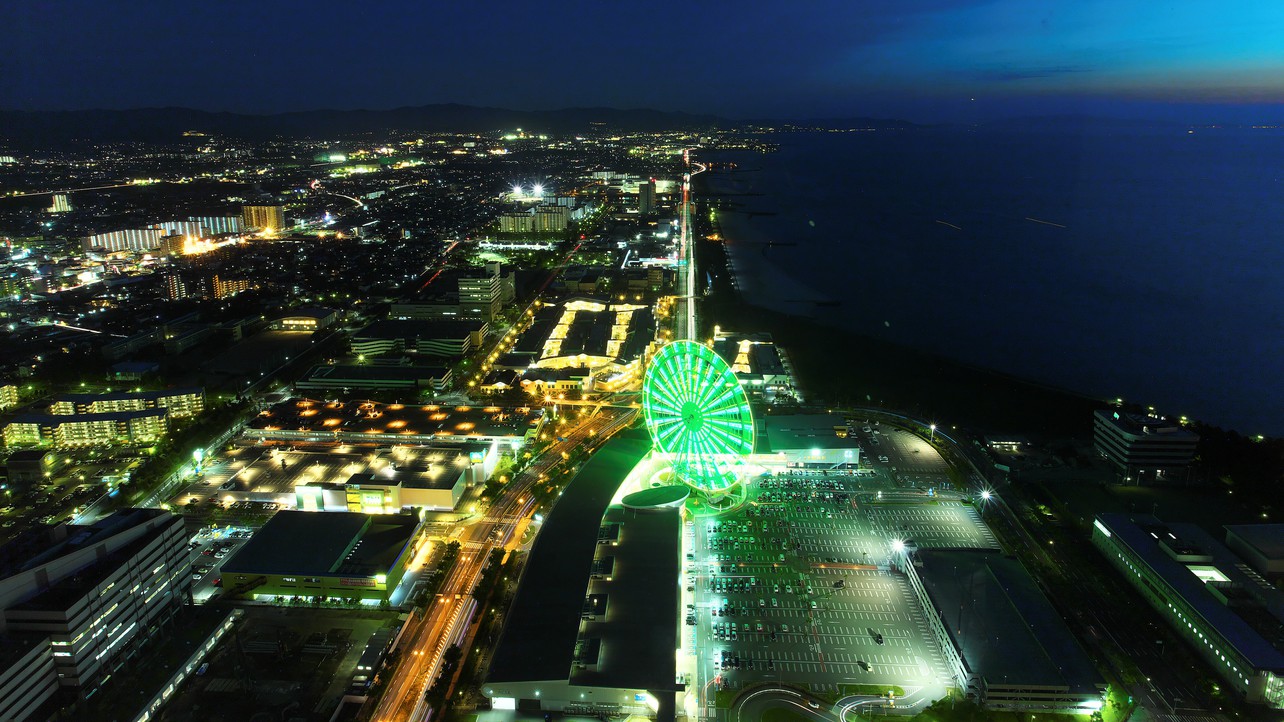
left=929, top=423, right=936, bottom=441
left=980, top=490, right=991, bottom=501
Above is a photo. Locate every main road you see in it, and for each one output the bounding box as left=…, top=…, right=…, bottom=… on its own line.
left=369, top=406, right=637, bottom=722
left=677, top=150, right=707, bottom=342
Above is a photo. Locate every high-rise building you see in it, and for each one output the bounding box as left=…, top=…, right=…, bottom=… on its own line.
left=1093, top=410, right=1199, bottom=484
left=48, top=194, right=71, bottom=213
left=459, top=262, right=505, bottom=322
left=0, top=509, right=190, bottom=721
left=157, top=220, right=203, bottom=237
left=188, top=215, right=243, bottom=235
left=164, top=273, right=206, bottom=300
left=211, top=274, right=252, bottom=299
left=241, top=205, right=285, bottom=232
left=81, top=229, right=165, bottom=253
left=498, top=211, right=535, bottom=234
left=638, top=179, right=656, bottom=215
left=534, top=205, right=570, bottom=232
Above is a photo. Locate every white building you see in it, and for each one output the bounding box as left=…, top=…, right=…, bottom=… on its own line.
left=0, top=509, right=191, bottom=722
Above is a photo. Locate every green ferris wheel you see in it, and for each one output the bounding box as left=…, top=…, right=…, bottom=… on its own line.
left=642, top=340, right=755, bottom=493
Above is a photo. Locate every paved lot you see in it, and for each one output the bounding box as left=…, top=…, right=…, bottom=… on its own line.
left=686, top=469, right=993, bottom=702
left=866, top=503, right=999, bottom=551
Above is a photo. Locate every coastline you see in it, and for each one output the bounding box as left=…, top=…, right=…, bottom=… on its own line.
left=694, top=169, right=1101, bottom=438
left=702, top=170, right=831, bottom=318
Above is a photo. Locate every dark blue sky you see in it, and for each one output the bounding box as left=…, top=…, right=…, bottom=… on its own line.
left=3, top=0, right=1283, bottom=123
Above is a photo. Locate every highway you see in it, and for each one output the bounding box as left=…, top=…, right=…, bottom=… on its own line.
left=677, top=150, right=707, bottom=342
left=368, top=406, right=637, bottom=721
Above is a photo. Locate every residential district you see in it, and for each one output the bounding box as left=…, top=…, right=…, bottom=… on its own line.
left=0, top=126, right=1280, bottom=722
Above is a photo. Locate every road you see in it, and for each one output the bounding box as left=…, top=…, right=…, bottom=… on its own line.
left=677, top=150, right=707, bottom=342
left=369, top=406, right=637, bottom=722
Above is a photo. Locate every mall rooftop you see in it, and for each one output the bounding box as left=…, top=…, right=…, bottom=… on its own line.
left=247, top=397, right=543, bottom=444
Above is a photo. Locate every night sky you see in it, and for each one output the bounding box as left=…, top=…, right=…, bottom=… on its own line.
left=3, top=0, right=1283, bottom=122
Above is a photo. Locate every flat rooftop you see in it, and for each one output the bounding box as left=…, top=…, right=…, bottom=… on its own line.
left=249, top=398, right=542, bottom=440
left=220, top=510, right=419, bottom=578
left=298, top=364, right=448, bottom=384
left=487, top=431, right=652, bottom=685
left=916, top=549, right=1103, bottom=694
left=571, top=505, right=680, bottom=695
left=10, top=407, right=169, bottom=425
left=757, top=414, right=861, bottom=453
left=51, top=387, right=203, bottom=404
left=1097, top=513, right=1284, bottom=670
left=354, top=319, right=484, bottom=341
left=1094, top=410, right=1199, bottom=441
left=1224, top=524, right=1284, bottom=562
left=0, top=507, right=173, bottom=579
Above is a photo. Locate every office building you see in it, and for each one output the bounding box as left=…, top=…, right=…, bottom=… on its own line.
left=48, top=194, right=71, bottom=213
left=638, top=179, right=656, bottom=215
left=459, top=262, right=506, bottom=322
left=219, top=511, right=421, bottom=603
left=48, top=388, right=205, bottom=419
left=0, top=509, right=190, bottom=722
left=241, top=204, right=286, bottom=232
left=1092, top=514, right=1284, bottom=708
left=0, top=384, right=18, bottom=410
left=294, top=364, right=453, bottom=393
left=351, top=319, right=487, bottom=358
left=1094, top=410, right=1199, bottom=484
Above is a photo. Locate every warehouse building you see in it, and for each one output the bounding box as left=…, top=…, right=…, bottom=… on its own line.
left=903, top=549, right=1105, bottom=711
left=483, top=433, right=678, bottom=720
left=220, top=511, right=421, bottom=603
left=293, top=442, right=494, bottom=513
left=1092, top=514, right=1284, bottom=708
left=753, top=414, right=862, bottom=470
left=249, top=398, right=544, bottom=448
left=1223, top=525, right=1284, bottom=579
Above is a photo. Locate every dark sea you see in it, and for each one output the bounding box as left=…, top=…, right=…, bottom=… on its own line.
left=702, top=128, right=1284, bottom=436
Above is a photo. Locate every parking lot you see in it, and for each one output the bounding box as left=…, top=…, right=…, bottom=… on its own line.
left=185, top=525, right=254, bottom=602
left=684, top=439, right=994, bottom=705
left=866, top=503, right=999, bottom=550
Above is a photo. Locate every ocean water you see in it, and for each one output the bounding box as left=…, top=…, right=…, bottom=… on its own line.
left=703, top=128, right=1284, bottom=435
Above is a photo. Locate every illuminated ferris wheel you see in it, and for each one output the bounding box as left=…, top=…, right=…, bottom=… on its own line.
left=642, top=340, right=755, bottom=493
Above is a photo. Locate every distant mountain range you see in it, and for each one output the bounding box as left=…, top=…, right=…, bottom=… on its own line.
left=0, top=104, right=732, bottom=145
left=0, top=105, right=1188, bottom=147
left=0, top=104, right=925, bottom=146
